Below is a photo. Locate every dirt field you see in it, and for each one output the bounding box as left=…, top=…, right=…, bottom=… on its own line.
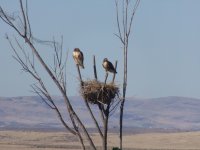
left=1, top=130, right=200, bottom=150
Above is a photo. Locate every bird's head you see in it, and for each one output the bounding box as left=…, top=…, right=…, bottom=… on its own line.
left=103, top=58, right=108, bottom=62
left=74, top=48, right=80, bottom=52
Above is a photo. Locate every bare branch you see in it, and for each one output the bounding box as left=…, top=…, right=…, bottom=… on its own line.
left=31, top=83, right=77, bottom=135
left=85, top=100, right=103, bottom=139
left=112, top=60, right=118, bottom=83
left=31, top=85, right=55, bottom=109
left=109, top=93, right=121, bottom=116
left=109, top=100, right=120, bottom=117
left=25, top=0, right=32, bottom=39
left=0, top=7, right=23, bottom=37
left=115, top=0, right=123, bottom=42
left=127, top=0, right=140, bottom=36
left=98, top=103, right=105, bottom=122
left=93, top=55, right=98, bottom=80
left=114, top=33, right=125, bottom=45
left=123, top=0, right=126, bottom=43
left=59, top=36, right=63, bottom=67
left=19, top=0, right=27, bottom=36
left=125, top=0, right=128, bottom=39
left=7, top=37, right=28, bottom=73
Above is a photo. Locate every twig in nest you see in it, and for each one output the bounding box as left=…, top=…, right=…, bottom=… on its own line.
left=80, top=80, right=119, bottom=105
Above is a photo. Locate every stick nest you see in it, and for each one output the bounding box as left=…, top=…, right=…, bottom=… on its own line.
left=81, top=80, right=119, bottom=105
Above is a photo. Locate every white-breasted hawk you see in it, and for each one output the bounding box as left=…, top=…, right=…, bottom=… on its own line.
left=73, top=48, right=84, bottom=69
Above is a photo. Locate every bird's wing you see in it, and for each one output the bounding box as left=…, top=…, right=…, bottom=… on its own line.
left=108, top=61, right=115, bottom=70
left=79, top=51, right=84, bottom=62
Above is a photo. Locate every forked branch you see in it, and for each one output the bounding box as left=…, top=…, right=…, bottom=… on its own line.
left=115, top=0, right=140, bottom=149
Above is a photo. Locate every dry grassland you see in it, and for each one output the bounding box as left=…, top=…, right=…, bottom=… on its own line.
left=1, top=130, right=200, bottom=150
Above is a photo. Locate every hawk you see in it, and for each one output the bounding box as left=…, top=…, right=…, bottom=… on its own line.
left=73, top=48, right=84, bottom=69
left=102, top=58, right=117, bottom=74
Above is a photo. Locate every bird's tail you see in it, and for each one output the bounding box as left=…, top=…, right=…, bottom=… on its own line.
left=81, top=64, right=85, bottom=69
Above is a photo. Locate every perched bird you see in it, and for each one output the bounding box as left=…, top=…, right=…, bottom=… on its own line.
left=73, top=48, right=84, bottom=69
left=102, top=58, right=117, bottom=74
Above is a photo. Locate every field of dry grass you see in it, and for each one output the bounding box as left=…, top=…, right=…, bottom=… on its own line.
left=1, top=130, right=200, bottom=150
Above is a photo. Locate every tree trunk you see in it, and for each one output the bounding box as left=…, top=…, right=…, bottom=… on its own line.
left=103, top=103, right=110, bottom=150
left=120, top=43, right=128, bottom=150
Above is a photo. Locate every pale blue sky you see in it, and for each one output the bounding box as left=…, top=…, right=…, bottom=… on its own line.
left=1, top=0, right=200, bottom=98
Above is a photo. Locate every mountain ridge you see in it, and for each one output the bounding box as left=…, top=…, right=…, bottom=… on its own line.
left=1, top=96, right=200, bottom=130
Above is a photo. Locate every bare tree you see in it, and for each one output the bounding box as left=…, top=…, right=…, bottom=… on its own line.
left=0, top=1, right=121, bottom=150
left=115, top=0, right=140, bottom=149
left=0, top=1, right=95, bottom=149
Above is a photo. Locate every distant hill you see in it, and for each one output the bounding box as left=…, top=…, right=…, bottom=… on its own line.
left=1, top=96, right=200, bottom=130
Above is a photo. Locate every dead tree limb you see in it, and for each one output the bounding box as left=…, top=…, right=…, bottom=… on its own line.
left=93, top=55, right=98, bottom=80
left=112, top=61, right=118, bottom=84
left=115, top=0, right=140, bottom=149
left=75, top=63, right=103, bottom=139
left=102, top=102, right=111, bottom=150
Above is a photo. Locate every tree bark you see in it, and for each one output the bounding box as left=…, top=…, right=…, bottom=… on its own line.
left=103, top=103, right=110, bottom=150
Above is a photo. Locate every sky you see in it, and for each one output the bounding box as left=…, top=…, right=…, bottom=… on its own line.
left=1, top=0, right=200, bottom=98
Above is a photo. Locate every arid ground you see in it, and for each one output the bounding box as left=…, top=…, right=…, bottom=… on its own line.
left=1, top=130, right=200, bottom=150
